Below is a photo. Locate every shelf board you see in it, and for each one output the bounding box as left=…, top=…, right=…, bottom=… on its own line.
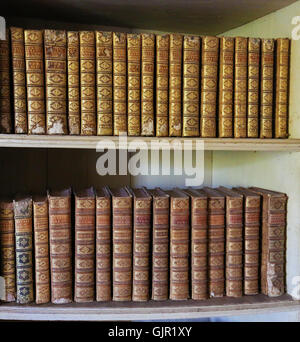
left=0, top=295, right=298, bottom=321
left=0, top=135, right=300, bottom=151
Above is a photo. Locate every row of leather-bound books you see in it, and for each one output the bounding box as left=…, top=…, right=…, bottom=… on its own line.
left=0, top=186, right=287, bottom=304
left=0, top=27, right=290, bottom=138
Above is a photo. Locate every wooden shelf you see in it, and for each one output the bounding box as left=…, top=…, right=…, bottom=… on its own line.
left=0, top=135, right=300, bottom=151
left=0, top=295, right=298, bottom=321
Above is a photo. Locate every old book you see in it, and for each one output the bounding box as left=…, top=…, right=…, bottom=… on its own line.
left=260, top=39, right=275, bottom=138
left=113, top=33, right=127, bottom=135
left=48, top=188, right=72, bottom=304
left=250, top=187, right=287, bottom=297
left=10, top=27, right=27, bottom=133
left=96, top=187, right=111, bottom=301
left=127, top=34, right=141, bottom=136
left=203, top=187, right=225, bottom=298
left=167, top=189, right=190, bottom=300
left=234, top=187, right=261, bottom=295
left=14, top=196, right=34, bottom=304
left=33, top=196, right=50, bottom=304
left=0, top=198, right=16, bottom=302
left=80, top=31, right=96, bottom=135
left=275, top=38, right=290, bottom=138
left=111, top=187, right=132, bottom=301
left=74, top=187, right=95, bottom=303
left=218, top=187, right=243, bottom=298
left=96, top=31, right=113, bottom=136
left=141, top=33, right=155, bottom=136
left=24, top=30, right=46, bottom=134
left=200, top=36, right=219, bottom=137
left=156, top=35, right=169, bottom=137
left=67, top=31, right=80, bottom=135
left=148, top=188, right=169, bottom=301
left=218, top=37, right=234, bottom=138
left=184, top=189, right=208, bottom=300
left=44, top=30, right=67, bottom=134
left=0, top=29, right=12, bottom=133
left=169, top=34, right=183, bottom=137
left=247, top=38, right=260, bottom=138
left=182, top=35, right=200, bottom=137
left=234, top=37, right=248, bottom=138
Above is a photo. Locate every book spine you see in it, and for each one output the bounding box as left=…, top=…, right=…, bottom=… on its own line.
left=141, top=33, right=155, bottom=136
left=156, top=34, right=169, bottom=137
left=260, top=39, right=275, bottom=138
left=112, top=196, right=132, bottom=301
left=10, top=27, right=28, bottom=133
left=127, top=34, right=141, bottom=136
left=247, top=38, right=260, bottom=138
left=49, top=195, right=72, bottom=303
left=113, top=33, right=127, bottom=135
left=80, top=31, right=96, bottom=135
left=33, top=199, right=50, bottom=304
left=0, top=29, right=12, bottom=133
left=218, top=37, right=234, bottom=138
left=75, top=196, right=95, bottom=302
left=170, top=197, right=190, bottom=300
left=152, top=196, right=169, bottom=300
left=14, top=198, right=34, bottom=304
left=24, top=30, right=46, bottom=134
left=96, top=31, right=113, bottom=136
left=169, top=34, right=183, bottom=137
left=200, top=36, right=219, bottom=137
left=275, top=38, right=290, bottom=138
left=67, top=31, right=80, bottom=135
left=234, top=37, right=248, bottom=138
left=96, top=196, right=111, bottom=301
left=182, top=35, right=200, bottom=137
left=0, top=200, right=16, bottom=302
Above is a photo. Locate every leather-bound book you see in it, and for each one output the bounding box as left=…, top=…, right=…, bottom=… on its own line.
left=169, top=34, right=183, bottom=137
left=148, top=188, right=169, bottom=301
left=127, top=34, right=141, bottom=136
left=203, top=187, right=225, bottom=298
left=200, top=36, right=219, bottom=138
left=234, top=187, right=261, bottom=295
left=156, top=34, right=169, bottom=137
left=218, top=37, right=234, bottom=138
left=96, top=187, right=111, bottom=301
left=275, top=38, right=290, bottom=138
left=14, top=196, right=34, bottom=304
left=141, top=33, right=155, bottom=136
left=24, top=30, right=46, bottom=134
left=0, top=198, right=16, bottom=302
left=96, top=31, right=113, bottom=136
left=48, top=188, right=72, bottom=304
left=111, top=187, right=132, bottom=301
left=0, top=29, right=12, bottom=133
left=250, top=187, right=287, bottom=297
left=44, top=30, right=67, bottom=134
left=74, top=187, right=95, bottom=303
left=113, top=33, right=127, bottom=135
left=128, top=187, right=152, bottom=301
left=167, top=189, right=190, bottom=300
left=234, top=37, right=248, bottom=138
left=260, top=39, right=275, bottom=138
left=247, top=38, right=260, bottom=138
left=218, top=187, right=243, bottom=298
left=67, top=31, right=80, bottom=135
left=183, top=35, right=200, bottom=137
left=10, top=27, right=27, bottom=133
left=184, top=189, right=208, bottom=300
left=33, top=196, right=50, bottom=304
left=79, top=31, right=96, bottom=135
